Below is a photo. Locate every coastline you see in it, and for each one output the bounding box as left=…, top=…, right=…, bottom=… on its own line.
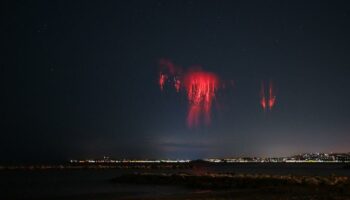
left=112, top=172, right=350, bottom=199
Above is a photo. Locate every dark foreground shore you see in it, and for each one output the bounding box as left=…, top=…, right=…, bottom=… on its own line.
left=2, top=164, right=350, bottom=199
left=113, top=172, right=350, bottom=200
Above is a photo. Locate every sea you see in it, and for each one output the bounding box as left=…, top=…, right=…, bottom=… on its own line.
left=1, top=163, right=350, bottom=199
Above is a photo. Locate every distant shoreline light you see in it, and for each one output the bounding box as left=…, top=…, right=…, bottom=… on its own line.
left=69, top=159, right=191, bottom=164
left=69, top=152, right=350, bottom=164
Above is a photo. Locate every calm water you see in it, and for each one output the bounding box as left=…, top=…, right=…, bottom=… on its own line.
left=1, top=163, right=349, bottom=199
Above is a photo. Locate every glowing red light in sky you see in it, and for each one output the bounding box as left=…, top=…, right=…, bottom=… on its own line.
left=268, top=81, right=276, bottom=110
left=158, top=59, right=278, bottom=126
left=183, top=71, right=219, bottom=127
left=260, top=81, right=276, bottom=111
left=159, top=73, right=167, bottom=91
left=174, top=78, right=181, bottom=92
left=158, top=59, right=182, bottom=92
left=158, top=59, right=221, bottom=128
left=260, top=82, right=267, bottom=111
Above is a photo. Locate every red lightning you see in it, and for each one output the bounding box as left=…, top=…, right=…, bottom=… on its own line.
left=260, top=82, right=267, bottom=111
left=174, top=78, right=181, bottom=92
left=159, top=73, right=167, bottom=91
left=268, top=81, right=276, bottom=110
left=158, top=59, right=182, bottom=92
left=260, top=81, right=276, bottom=111
left=158, top=59, right=221, bottom=127
left=183, top=71, right=219, bottom=127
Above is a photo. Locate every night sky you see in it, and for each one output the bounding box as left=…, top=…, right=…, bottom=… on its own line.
left=2, top=0, right=350, bottom=163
